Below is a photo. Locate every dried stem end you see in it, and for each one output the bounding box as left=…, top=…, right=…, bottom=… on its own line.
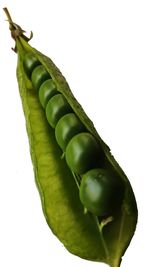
left=3, top=7, right=33, bottom=51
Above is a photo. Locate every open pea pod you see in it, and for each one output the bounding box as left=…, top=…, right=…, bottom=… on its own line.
left=4, top=8, right=137, bottom=267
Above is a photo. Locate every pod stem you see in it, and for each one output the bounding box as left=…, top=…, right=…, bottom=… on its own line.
left=3, top=7, right=33, bottom=52
left=3, top=7, right=12, bottom=23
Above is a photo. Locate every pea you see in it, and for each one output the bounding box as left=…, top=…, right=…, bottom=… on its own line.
left=66, top=132, right=103, bottom=174
left=46, top=94, right=73, bottom=128
left=23, top=52, right=41, bottom=78
left=31, top=65, right=51, bottom=90
left=4, top=7, right=138, bottom=266
left=79, top=168, right=125, bottom=216
left=39, top=79, right=58, bottom=108
left=55, top=113, right=86, bottom=151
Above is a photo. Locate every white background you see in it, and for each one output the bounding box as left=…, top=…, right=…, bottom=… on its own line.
left=0, top=1, right=150, bottom=266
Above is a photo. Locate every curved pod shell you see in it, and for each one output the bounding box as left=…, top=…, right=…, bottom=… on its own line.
left=15, top=36, right=137, bottom=267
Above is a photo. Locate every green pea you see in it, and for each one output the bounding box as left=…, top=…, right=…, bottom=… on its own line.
left=39, top=79, right=58, bottom=109
left=55, top=113, right=86, bottom=151
left=23, top=52, right=41, bottom=78
left=66, top=132, right=103, bottom=174
left=46, top=94, right=73, bottom=128
left=31, top=65, right=51, bottom=90
left=79, top=168, right=125, bottom=216
left=4, top=7, right=138, bottom=266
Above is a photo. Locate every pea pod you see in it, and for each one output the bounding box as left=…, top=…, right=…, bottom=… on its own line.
left=4, top=8, right=138, bottom=267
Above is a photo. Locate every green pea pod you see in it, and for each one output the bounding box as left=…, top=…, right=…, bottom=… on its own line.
left=4, top=8, right=137, bottom=267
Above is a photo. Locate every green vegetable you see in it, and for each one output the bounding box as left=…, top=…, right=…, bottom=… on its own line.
left=80, top=168, right=125, bottom=216
left=39, top=79, right=58, bottom=108
left=23, top=52, right=41, bottom=78
left=46, top=94, right=73, bottom=128
left=4, top=7, right=138, bottom=267
left=31, top=65, right=51, bottom=90
left=55, top=113, right=86, bottom=151
left=66, top=132, right=103, bottom=174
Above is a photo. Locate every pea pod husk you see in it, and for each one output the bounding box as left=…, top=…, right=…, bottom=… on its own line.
left=14, top=34, right=138, bottom=267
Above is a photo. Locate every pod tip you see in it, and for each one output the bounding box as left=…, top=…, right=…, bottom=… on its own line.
left=3, top=7, right=33, bottom=52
